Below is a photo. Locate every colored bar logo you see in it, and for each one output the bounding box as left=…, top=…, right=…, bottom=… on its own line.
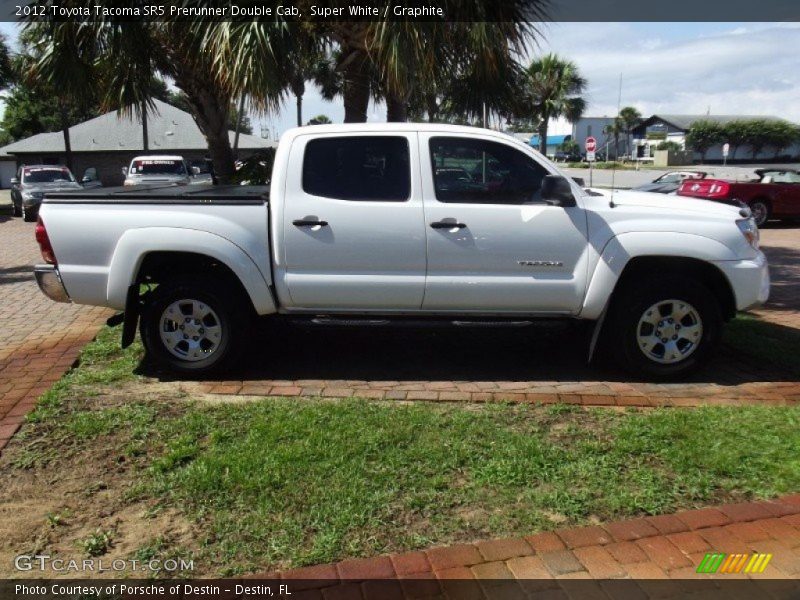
left=696, top=552, right=772, bottom=573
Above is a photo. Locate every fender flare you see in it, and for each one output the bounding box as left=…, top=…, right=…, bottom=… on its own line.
left=581, top=231, right=738, bottom=320
left=106, top=227, right=277, bottom=315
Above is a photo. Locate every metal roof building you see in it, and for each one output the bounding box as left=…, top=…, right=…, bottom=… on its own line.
left=0, top=99, right=276, bottom=187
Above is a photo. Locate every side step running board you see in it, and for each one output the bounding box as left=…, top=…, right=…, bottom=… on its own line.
left=452, top=320, right=532, bottom=328
left=301, top=317, right=535, bottom=328
left=310, top=318, right=392, bottom=326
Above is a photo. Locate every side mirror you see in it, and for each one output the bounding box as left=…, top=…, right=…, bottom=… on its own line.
left=541, top=175, right=577, bottom=207
left=10, top=177, right=18, bottom=185
left=572, top=177, right=585, bottom=187
left=191, top=166, right=201, bottom=175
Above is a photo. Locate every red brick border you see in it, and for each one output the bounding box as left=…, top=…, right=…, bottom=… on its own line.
left=266, top=495, right=800, bottom=584
left=188, top=380, right=800, bottom=408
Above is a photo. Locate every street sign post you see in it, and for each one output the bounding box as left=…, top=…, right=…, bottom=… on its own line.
left=585, top=137, right=597, bottom=187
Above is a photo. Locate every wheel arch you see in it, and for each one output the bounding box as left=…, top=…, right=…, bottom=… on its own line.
left=582, top=232, right=739, bottom=321
left=612, top=256, right=736, bottom=322
left=106, top=228, right=276, bottom=315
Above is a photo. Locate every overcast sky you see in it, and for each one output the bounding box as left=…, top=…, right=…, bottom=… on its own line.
left=2, top=21, right=798, bottom=139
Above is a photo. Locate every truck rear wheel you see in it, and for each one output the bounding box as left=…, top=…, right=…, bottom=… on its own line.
left=140, top=277, right=247, bottom=375
left=607, top=277, right=722, bottom=379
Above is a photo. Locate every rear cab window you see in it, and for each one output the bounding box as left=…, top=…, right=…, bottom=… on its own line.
left=302, top=136, right=410, bottom=201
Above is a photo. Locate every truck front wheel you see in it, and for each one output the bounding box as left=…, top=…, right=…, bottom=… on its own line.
left=140, top=277, right=247, bottom=375
left=607, top=277, right=723, bottom=379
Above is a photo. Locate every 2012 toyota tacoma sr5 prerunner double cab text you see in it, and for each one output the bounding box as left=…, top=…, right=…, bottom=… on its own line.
left=33, top=124, right=770, bottom=379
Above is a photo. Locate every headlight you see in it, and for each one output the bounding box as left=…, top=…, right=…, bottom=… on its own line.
left=736, top=217, right=759, bottom=249
left=21, top=191, right=44, bottom=201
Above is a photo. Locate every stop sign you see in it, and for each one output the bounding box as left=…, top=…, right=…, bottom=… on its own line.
left=585, top=136, right=597, bottom=153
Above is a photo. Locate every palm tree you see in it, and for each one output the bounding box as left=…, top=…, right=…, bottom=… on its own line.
left=523, top=54, right=587, bottom=155
left=618, top=106, right=642, bottom=157
left=283, top=30, right=327, bottom=127
left=603, top=117, right=623, bottom=160
left=25, top=17, right=291, bottom=184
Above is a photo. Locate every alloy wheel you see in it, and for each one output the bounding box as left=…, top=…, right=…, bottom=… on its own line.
left=636, top=299, right=703, bottom=364
left=158, top=299, right=223, bottom=362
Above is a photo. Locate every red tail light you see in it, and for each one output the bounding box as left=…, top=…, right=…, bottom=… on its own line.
left=679, top=179, right=731, bottom=198
left=35, top=216, right=57, bottom=264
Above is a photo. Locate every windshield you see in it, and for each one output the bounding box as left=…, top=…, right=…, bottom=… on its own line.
left=22, top=167, right=75, bottom=184
left=130, top=159, right=186, bottom=176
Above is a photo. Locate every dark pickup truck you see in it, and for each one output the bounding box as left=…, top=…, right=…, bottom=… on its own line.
left=677, top=168, right=800, bottom=226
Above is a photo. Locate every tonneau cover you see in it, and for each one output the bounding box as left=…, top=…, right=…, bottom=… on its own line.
left=43, top=184, right=270, bottom=205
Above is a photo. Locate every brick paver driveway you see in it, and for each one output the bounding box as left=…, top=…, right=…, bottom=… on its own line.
left=0, top=215, right=110, bottom=450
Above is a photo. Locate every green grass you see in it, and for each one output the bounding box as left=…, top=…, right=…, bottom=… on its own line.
left=140, top=400, right=799, bottom=573
left=8, top=317, right=800, bottom=575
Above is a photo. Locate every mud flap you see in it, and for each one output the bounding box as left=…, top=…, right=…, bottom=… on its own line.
left=587, top=302, right=610, bottom=364
left=121, top=284, right=140, bottom=348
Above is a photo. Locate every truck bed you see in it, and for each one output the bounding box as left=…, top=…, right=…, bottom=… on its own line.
left=44, top=184, right=270, bottom=204
left=38, top=184, right=274, bottom=313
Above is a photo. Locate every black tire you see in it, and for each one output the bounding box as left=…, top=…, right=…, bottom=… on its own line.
left=749, top=198, right=771, bottom=228
left=606, top=276, right=723, bottom=380
left=12, top=198, right=21, bottom=217
left=140, top=277, right=249, bottom=375
left=22, top=204, right=37, bottom=222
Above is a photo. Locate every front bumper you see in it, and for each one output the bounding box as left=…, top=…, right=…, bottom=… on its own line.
left=22, top=197, right=43, bottom=209
left=713, top=251, right=770, bottom=312
left=34, top=265, right=71, bottom=303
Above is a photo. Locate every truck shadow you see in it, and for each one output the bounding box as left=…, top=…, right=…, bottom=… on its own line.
left=142, top=317, right=799, bottom=386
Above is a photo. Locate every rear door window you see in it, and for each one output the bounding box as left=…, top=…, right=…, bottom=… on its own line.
left=302, top=136, right=410, bottom=201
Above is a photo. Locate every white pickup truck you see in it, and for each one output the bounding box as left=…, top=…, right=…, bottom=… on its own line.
left=34, top=124, right=769, bottom=378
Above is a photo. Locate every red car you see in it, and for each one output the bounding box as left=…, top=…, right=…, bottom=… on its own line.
left=677, top=168, right=800, bottom=226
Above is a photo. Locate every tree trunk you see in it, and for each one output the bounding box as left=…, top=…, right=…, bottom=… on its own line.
left=174, top=72, right=235, bottom=184
left=59, top=103, right=73, bottom=172
left=290, top=75, right=305, bottom=127
left=426, top=93, right=438, bottom=123
left=342, top=51, right=370, bottom=123
left=141, top=100, right=149, bottom=152
left=296, top=95, right=303, bottom=127
left=538, top=118, right=548, bottom=155
left=386, top=91, right=408, bottom=122
left=233, top=93, right=245, bottom=159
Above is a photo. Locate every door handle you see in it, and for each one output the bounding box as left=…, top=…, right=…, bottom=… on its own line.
left=293, top=219, right=328, bottom=227
left=430, top=220, right=467, bottom=229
